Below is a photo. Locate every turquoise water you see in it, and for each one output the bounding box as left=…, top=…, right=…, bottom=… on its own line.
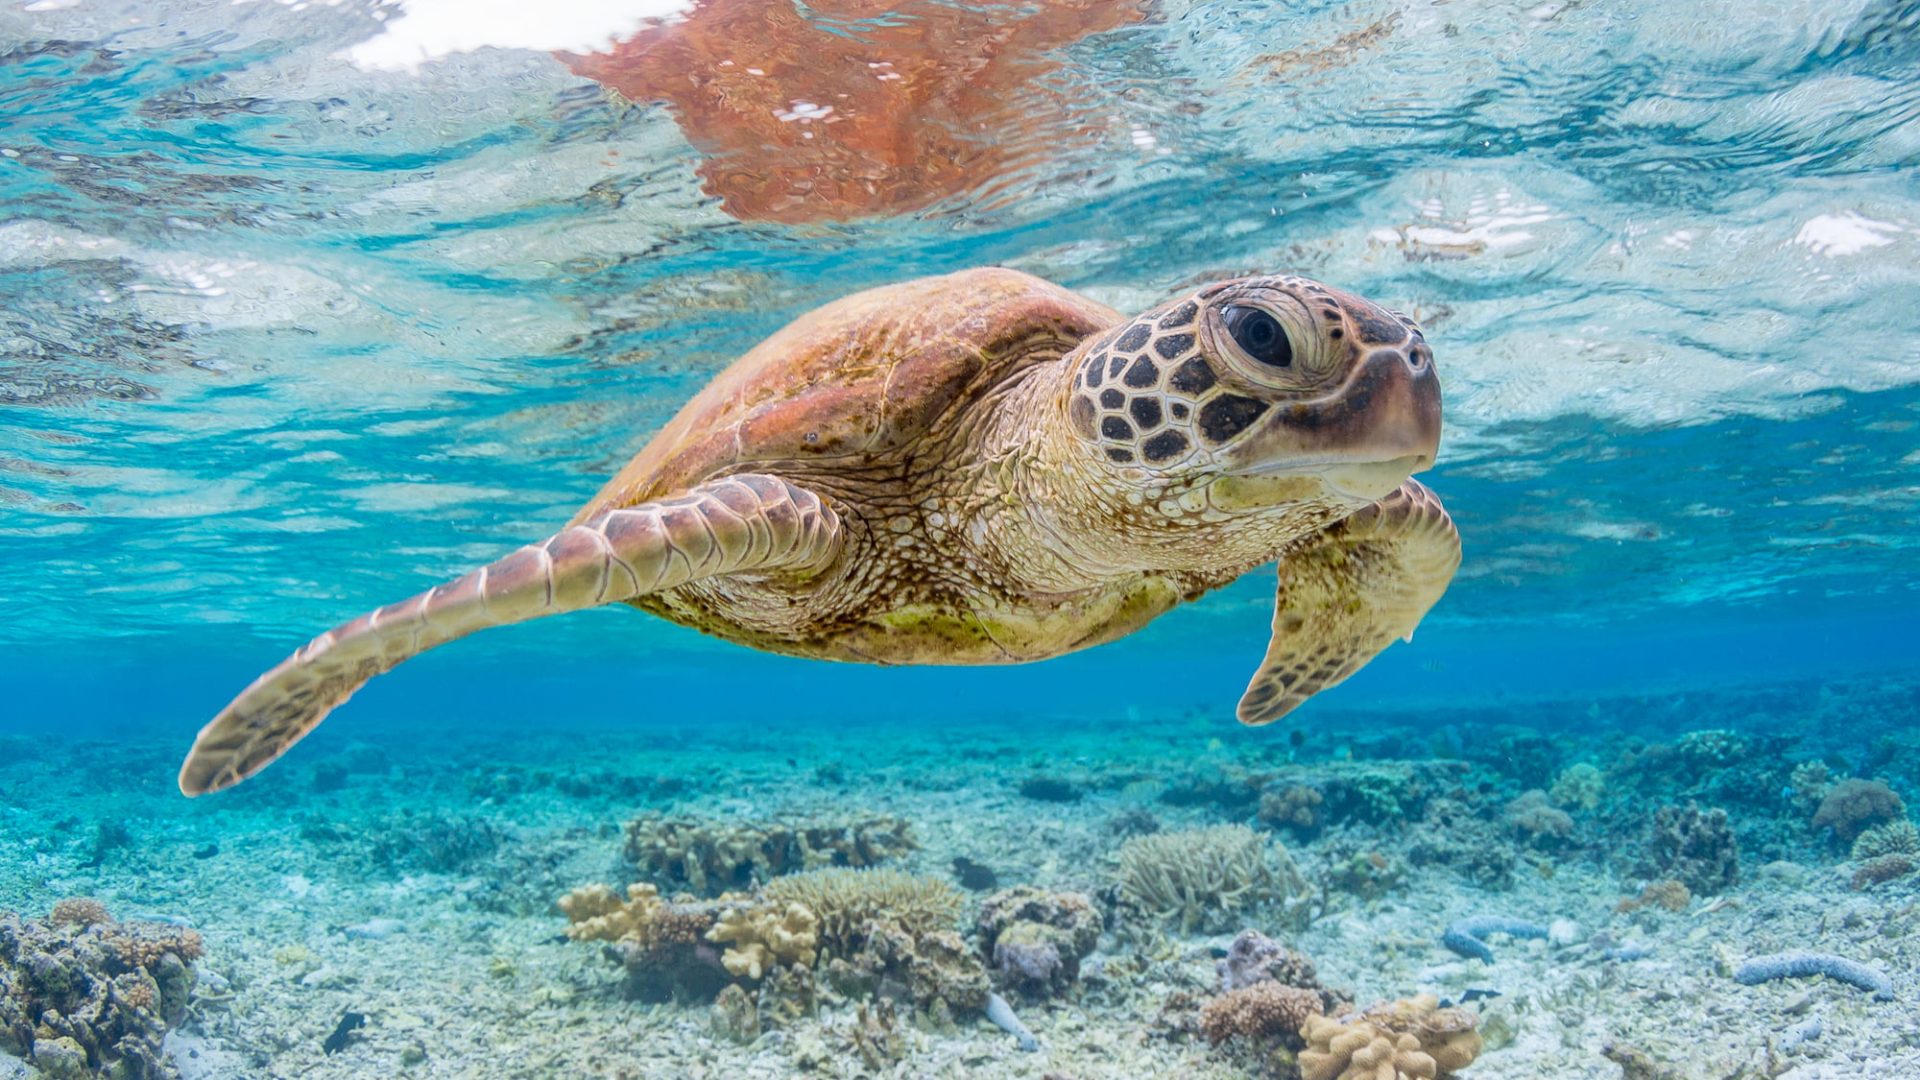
left=3, top=2, right=1920, bottom=1078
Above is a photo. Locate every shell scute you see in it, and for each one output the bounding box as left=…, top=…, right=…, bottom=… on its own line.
left=576, top=267, right=1119, bottom=516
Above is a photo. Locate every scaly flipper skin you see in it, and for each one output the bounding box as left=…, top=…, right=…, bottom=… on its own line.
left=1236, top=480, right=1460, bottom=726
left=177, top=475, right=841, bottom=796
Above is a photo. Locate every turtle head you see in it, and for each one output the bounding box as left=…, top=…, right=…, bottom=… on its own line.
left=1064, top=274, right=1440, bottom=509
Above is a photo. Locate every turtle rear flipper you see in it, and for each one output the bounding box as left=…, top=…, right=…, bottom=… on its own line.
left=178, top=474, right=842, bottom=796
left=1236, top=480, right=1459, bottom=726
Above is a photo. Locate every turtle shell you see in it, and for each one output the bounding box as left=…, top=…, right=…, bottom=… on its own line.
left=574, top=267, right=1122, bottom=519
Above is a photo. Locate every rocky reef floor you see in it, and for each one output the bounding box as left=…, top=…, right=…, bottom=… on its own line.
left=2, top=671, right=1916, bottom=1079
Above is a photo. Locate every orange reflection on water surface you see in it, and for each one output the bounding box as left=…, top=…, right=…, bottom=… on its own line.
left=560, top=0, right=1145, bottom=223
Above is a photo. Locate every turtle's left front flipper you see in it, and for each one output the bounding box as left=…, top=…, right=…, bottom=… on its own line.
left=1236, top=480, right=1460, bottom=726
left=178, top=474, right=842, bottom=796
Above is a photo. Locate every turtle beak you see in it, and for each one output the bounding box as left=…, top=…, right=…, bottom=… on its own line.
left=1223, top=340, right=1441, bottom=501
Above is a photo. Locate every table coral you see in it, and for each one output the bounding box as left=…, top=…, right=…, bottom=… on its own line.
left=1116, top=825, right=1308, bottom=935
left=623, top=813, right=916, bottom=896
left=1298, top=995, right=1482, bottom=1080
left=706, top=901, right=819, bottom=980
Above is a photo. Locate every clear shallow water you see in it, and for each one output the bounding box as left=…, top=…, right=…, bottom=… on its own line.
left=4, top=4, right=1920, bottom=1077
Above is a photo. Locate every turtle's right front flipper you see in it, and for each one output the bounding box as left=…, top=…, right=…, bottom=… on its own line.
left=178, top=474, right=841, bottom=796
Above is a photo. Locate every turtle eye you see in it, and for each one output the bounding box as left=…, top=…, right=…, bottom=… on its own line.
left=1222, top=305, right=1292, bottom=368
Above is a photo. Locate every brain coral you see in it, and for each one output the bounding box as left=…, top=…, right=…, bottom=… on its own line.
left=1298, top=995, right=1482, bottom=1080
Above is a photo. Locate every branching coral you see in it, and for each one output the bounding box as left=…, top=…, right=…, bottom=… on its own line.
left=763, top=868, right=963, bottom=955
left=555, top=882, right=726, bottom=1001
left=1849, top=819, right=1918, bottom=860
left=1298, top=996, right=1482, bottom=1080
left=706, top=901, right=818, bottom=980
left=623, top=813, right=916, bottom=895
left=1116, top=825, right=1308, bottom=935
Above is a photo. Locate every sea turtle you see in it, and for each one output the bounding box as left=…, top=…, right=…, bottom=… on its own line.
left=178, top=268, right=1459, bottom=795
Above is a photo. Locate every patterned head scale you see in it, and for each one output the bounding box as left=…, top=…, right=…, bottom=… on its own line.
left=1065, top=275, right=1441, bottom=493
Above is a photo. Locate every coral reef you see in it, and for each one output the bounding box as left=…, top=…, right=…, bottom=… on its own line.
left=1503, top=790, right=1573, bottom=849
left=1405, top=799, right=1515, bottom=890
left=624, top=813, right=915, bottom=895
left=1851, top=819, right=1919, bottom=860
left=763, top=868, right=963, bottom=955
left=1850, top=854, right=1916, bottom=890
left=825, top=922, right=990, bottom=1016
left=1218, top=929, right=1320, bottom=993
left=1811, top=779, right=1905, bottom=842
left=1298, top=995, right=1482, bottom=1080
left=1547, top=763, right=1604, bottom=810
left=706, top=901, right=819, bottom=980
left=1116, top=825, right=1308, bottom=935
left=1646, top=803, right=1739, bottom=894
left=556, top=883, right=727, bottom=1001
left=1258, top=783, right=1326, bottom=835
left=1733, top=951, right=1894, bottom=1001
left=0, top=906, right=202, bottom=1080
left=974, top=886, right=1101, bottom=999
left=1440, top=916, right=1547, bottom=963
left=1615, top=880, right=1691, bottom=914
left=1201, top=981, right=1324, bottom=1046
